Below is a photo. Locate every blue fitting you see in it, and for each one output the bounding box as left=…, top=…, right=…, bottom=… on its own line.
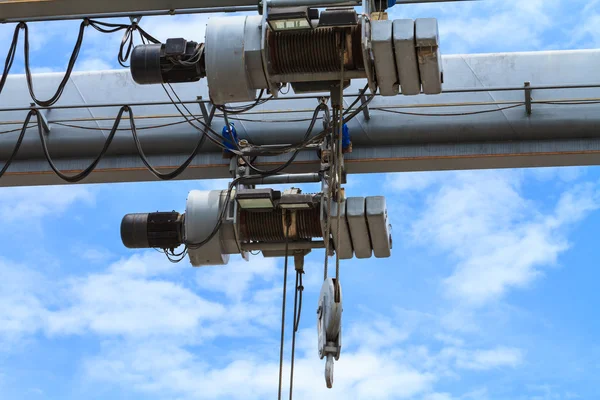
left=342, top=124, right=352, bottom=151
left=387, top=0, right=397, bottom=8
left=222, top=123, right=238, bottom=153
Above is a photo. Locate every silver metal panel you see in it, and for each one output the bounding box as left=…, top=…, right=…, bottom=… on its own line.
left=205, top=16, right=257, bottom=104
left=365, top=196, right=391, bottom=258
left=244, top=15, right=269, bottom=90
left=186, top=190, right=230, bottom=266
left=415, top=18, right=443, bottom=95
left=330, top=200, right=354, bottom=260
left=371, top=20, right=399, bottom=96
left=346, top=197, right=372, bottom=259
left=393, top=19, right=421, bottom=96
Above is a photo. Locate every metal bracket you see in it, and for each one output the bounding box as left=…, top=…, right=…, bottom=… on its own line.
left=129, top=16, right=142, bottom=24
left=31, top=103, right=50, bottom=134
left=359, top=93, right=371, bottom=121
left=524, top=81, right=532, bottom=116
left=198, top=96, right=216, bottom=126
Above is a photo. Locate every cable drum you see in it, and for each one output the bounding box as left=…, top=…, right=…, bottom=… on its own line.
left=240, top=208, right=323, bottom=242
left=268, top=26, right=363, bottom=75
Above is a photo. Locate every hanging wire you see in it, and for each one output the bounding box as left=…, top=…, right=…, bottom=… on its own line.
left=88, top=19, right=160, bottom=67
left=0, top=24, right=20, bottom=98
left=289, top=268, right=304, bottom=400
left=23, top=20, right=86, bottom=107
left=222, top=103, right=330, bottom=176
left=0, top=110, right=35, bottom=179
left=375, top=103, right=524, bottom=117
left=277, top=213, right=292, bottom=400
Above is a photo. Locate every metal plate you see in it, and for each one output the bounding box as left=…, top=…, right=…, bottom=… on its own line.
left=415, top=18, right=443, bottom=95
left=371, top=20, right=399, bottom=96
left=393, top=19, right=421, bottom=96
left=186, top=190, right=230, bottom=266
left=331, top=200, right=354, bottom=260
left=366, top=196, right=392, bottom=258
left=205, top=16, right=257, bottom=104
left=346, top=197, right=372, bottom=259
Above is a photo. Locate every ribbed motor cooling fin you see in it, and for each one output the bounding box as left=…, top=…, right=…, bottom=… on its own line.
left=121, top=212, right=182, bottom=249
left=268, top=26, right=363, bottom=75
left=240, top=208, right=322, bottom=241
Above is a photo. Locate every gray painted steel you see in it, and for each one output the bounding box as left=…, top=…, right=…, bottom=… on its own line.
left=0, top=0, right=258, bottom=22
left=1, top=49, right=600, bottom=187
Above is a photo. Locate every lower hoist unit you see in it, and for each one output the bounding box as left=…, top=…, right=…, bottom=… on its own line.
left=121, top=180, right=393, bottom=389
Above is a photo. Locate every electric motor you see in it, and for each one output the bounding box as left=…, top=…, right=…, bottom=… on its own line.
left=130, top=38, right=206, bottom=85
left=121, top=212, right=183, bottom=249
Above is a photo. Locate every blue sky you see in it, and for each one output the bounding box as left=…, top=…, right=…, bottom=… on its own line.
left=1, top=1, right=600, bottom=399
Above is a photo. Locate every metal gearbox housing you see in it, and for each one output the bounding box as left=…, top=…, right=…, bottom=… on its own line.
left=205, top=16, right=265, bottom=105
left=185, top=190, right=231, bottom=266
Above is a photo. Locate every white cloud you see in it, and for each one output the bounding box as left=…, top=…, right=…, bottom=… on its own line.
left=79, top=247, right=114, bottom=264
left=195, top=256, right=279, bottom=301
left=0, top=186, right=95, bottom=222
left=85, top=331, right=436, bottom=400
left=451, top=346, right=523, bottom=370
left=424, top=393, right=453, bottom=400
left=0, top=258, right=48, bottom=347
left=386, top=172, right=447, bottom=193
left=410, top=170, right=600, bottom=306
left=46, top=252, right=225, bottom=338
left=75, top=57, right=113, bottom=72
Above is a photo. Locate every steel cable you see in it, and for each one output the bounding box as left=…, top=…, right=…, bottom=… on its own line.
left=278, top=214, right=291, bottom=400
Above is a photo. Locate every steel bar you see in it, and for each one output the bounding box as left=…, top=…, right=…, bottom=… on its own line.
left=0, top=83, right=599, bottom=114
left=241, top=241, right=326, bottom=251
left=240, top=173, right=321, bottom=185
left=0, top=6, right=257, bottom=24
left=0, top=0, right=258, bottom=24
left=266, top=0, right=359, bottom=7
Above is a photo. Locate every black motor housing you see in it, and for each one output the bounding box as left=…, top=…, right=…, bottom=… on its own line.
left=121, top=212, right=183, bottom=249
left=130, top=38, right=206, bottom=85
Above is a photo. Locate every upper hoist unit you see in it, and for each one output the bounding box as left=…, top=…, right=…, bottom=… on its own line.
left=122, top=0, right=443, bottom=390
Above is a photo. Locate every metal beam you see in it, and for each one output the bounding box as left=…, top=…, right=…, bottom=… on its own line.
left=2, top=49, right=600, bottom=187
left=0, top=0, right=258, bottom=23
left=0, top=0, right=480, bottom=22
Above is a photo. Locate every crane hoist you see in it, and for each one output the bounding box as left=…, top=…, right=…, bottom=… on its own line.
left=116, top=0, right=442, bottom=389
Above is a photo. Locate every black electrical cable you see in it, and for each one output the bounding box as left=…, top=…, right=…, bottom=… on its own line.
left=161, top=82, right=241, bottom=153
left=164, top=248, right=188, bottom=263
left=0, top=104, right=215, bottom=184
left=185, top=177, right=243, bottom=250
left=222, top=103, right=329, bottom=176
left=128, top=107, right=208, bottom=181
left=0, top=110, right=35, bottom=179
left=35, top=106, right=128, bottom=183
left=289, top=270, right=304, bottom=400
left=88, top=19, right=160, bottom=67
left=343, top=83, right=369, bottom=117
left=23, top=21, right=88, bottom=107
left=0, top=24, right=20, bottom=98
left=52, top=119, right=190, bottom=131
left=214, top=89, right=273, bottom=115
left=375, top=103, right=524, bottom=117
left=277, top=214, right=291, bottom=400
